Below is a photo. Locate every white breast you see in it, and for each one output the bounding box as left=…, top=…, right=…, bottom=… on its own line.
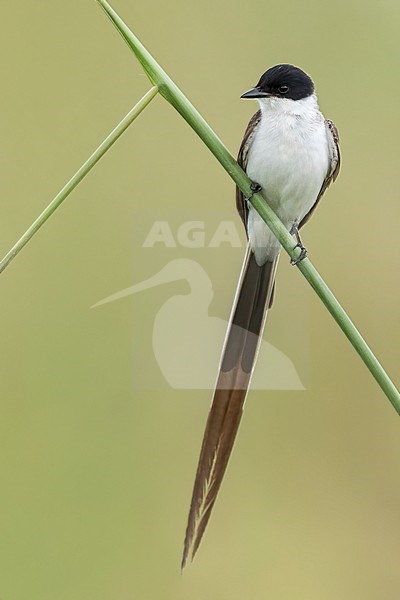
left=245, top=94, right=330, bottom=265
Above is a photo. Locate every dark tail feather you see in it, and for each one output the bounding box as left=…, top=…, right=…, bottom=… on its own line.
left=182, top=245, right=279, bottom=569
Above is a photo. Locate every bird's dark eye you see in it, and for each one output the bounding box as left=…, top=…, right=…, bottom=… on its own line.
left=278, top=85, right=289, bottom=94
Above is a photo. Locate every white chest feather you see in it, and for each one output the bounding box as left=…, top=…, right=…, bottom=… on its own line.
left=245, top=94, right=330, bottom=264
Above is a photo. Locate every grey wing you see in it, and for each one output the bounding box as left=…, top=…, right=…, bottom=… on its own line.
left=299, top=119, right=341, bottom=229
left=236, top=109, right=262, bottom=230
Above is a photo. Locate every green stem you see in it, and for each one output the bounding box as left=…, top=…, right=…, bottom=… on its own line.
left=96, top=0, right=399, bottom=413
left=0, top=86, right=159, bottom=275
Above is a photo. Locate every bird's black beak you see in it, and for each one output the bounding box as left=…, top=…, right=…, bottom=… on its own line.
left=241, top=87, right=271, bottom=99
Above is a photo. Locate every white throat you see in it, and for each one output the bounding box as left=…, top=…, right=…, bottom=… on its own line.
left=257, top=92, right=321, bottom=119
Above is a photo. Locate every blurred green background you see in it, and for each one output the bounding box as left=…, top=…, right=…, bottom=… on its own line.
left=1, top=0, right=399, bottom=598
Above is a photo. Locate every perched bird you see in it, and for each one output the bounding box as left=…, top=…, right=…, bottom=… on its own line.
left=182, top=64, right=340, bottom=568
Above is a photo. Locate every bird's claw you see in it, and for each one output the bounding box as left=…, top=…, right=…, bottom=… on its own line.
left=290, top=242, right=308, bottom=265
left=250, top=182, right=262, bottom=193
left=245, top=181, right=262, bottom=202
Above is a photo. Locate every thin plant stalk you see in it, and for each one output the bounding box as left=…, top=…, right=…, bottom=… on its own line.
left=96, top=0, right=400, bottom=413
left=0, top=86, right=159, bottom=275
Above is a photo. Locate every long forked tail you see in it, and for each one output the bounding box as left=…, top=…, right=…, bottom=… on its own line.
left=182, top=245, right=279, bottom=568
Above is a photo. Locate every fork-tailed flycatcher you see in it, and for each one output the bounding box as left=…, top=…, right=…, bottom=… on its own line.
left=182, top=64, right=340, bottom=568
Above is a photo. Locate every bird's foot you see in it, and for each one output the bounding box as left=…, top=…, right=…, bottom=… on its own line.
left=245, top=181, right=262, bottom=202
left=290, top=223, right=308, bottom=265
left=250, top=181, right=262, bottom=193
left=290, top=242, right=308, bottom=265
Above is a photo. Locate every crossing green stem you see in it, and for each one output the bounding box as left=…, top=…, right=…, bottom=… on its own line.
left=0, top=86, right=159, bottom=275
